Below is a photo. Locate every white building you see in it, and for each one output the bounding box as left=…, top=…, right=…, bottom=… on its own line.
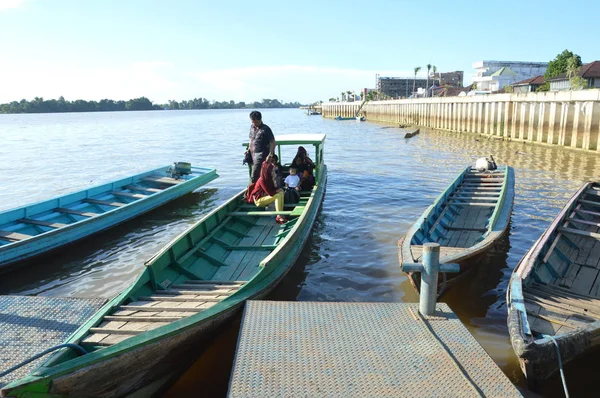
left=472, top=61, right=548, bottom=92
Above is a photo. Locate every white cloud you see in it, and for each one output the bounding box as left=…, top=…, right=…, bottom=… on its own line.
left=0, top=62, right=429, bottom=104
left=0, top=0, right=26, bottom=10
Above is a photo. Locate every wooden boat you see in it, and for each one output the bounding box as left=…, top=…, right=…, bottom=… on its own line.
left=1, top=134, right=327, bottom=398
left=404, top=128, right=420, bottom=139
left=335, top=116, right=355, bottom=121
left=0, top=164, right=218, bottom=270
left=507, top=182, right=600, bottom=384
left=399, top=164, right=515, bottom=294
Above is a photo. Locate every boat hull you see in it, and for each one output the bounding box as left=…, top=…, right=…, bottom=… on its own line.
left=507, top=181, right=600, bottom=384
left=2, top=167, right=327, bottom=398
left=0, top=167, right=217, bottom=270
left=399, top=165, right=514, bottom=295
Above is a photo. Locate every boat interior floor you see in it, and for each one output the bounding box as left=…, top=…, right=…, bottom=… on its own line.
left=0, top=174, right=185, bottom=246
left=80, top=192, right=311, bottom=349
left=524, top=194, right=600, bottom=337
left=417, top=173, right=504, bottom=249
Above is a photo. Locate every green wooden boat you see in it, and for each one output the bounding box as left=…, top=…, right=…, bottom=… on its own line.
left=399, top=164, right=515, bottom=294
left=1, top=134, right=327, bottom=398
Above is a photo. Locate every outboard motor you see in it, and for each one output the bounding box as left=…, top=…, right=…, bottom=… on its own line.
left=167, top=161, right=192, bottom=179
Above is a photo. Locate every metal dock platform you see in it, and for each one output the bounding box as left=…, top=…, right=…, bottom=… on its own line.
left=228, top=301, right=521, bottom=397
left=0, top=295, right=106, bottom=388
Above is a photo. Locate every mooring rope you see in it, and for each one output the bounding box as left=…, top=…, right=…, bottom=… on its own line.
left=0, top=343, right=87, bottom=379
left=409, top=307, right=485, bottom=397
left=543, top=334, right=570, bottom=398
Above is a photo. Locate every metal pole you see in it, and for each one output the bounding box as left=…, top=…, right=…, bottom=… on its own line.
left=401, top=243, right=459, bottom=317
left=420, top=243, right=440, bottom=315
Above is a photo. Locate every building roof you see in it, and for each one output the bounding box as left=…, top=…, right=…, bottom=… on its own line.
left=512, top=75, right=545, bottom=86
left=491, top=67, right=517, bottom=77
left=547, top=61, right=600, bottom=81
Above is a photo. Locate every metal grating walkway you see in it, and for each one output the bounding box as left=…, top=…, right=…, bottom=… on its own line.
left=0, top=295, right=106, bottom=388
left=228, top=301, right=521, bottom=397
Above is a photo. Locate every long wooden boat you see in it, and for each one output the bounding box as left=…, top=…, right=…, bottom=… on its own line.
left=335, top=116, right=355, bottom=121
left=399, top=164, right=515, bottom=293
left=0, top=165, right=218, bottom=271
left=507, top=182, right=600, bottom=384
left=1, top=134, right=327, bottom=398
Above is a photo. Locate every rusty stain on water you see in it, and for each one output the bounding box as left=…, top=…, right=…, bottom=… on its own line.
left=0, top=109, right=599, bottom=397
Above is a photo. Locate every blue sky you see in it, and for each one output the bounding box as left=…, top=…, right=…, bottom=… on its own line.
left=0, top=0, right=598, bottom=104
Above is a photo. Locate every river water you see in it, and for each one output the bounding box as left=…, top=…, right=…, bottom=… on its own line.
left=1, top=109, right=599, bottom=397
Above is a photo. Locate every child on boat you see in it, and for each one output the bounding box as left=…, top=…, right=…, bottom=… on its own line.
left=247, top=154, right=287, bottom=224
left=284, top=166, right=300, bottom=204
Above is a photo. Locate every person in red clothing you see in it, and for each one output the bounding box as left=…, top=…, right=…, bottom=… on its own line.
left=246, top=154, right=287, bottom=224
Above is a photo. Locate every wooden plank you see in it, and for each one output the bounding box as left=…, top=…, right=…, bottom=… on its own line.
left=445, top=226, right=487, bottom=232
left=213, top=223, right=266, bottom=281
left=567, top=218, right=600, bottom=228
left=559, top=227, right=600, bottom=240
left=120, top=305, right=204, bottom=312
left=104, top=316, right=182, bottom=322
left=141, top=176, right=183, bottom=185
left=124, top=184, right=162, bottom=193
left=575, top=208, right=600, bottom=218
left=585, top=189, right=600, bottom=197
left=228, top=211, right=293, bottom=217
left=449, top=196, right=498, bottom=201
left=0, top=230, right=33, bottom=241
left=18, top=218, right=68, bottom=228
left=529, top=284, right=600, bottom=309
left=570, top=266, right=598, bottom=296
left=160, top=288, right=232, bottom=295
left=182, top=280, right=245, bottom=285
left=169, top=284, right=238, bottom=291
left=448, top=202, right=496, bottom=207
left=89, top=328, right=141, bottom=335
left=579, top=199, right=600, bottom=208
left=454, top=191, right=500, bottom=196
left=197, top=251, right=230, bottom=268
left=55, top=207, right=99, bottom=217
left=84, top=198, right=126, bottom=208
left=137, top=296, right=224, bottom=302
left=524, top=292, right=600, bottom=319
left=226, top=244, right=277, bottom=250
left=110, top=190, right=147, bottom=199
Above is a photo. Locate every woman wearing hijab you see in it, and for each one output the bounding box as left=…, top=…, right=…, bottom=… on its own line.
left=247, top=154, right=287, bottom=224
left=293, top=146, right=315, bottom=191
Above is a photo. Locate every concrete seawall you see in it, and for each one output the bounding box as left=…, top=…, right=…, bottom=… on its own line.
left=322, top=90, right=600, bottom=152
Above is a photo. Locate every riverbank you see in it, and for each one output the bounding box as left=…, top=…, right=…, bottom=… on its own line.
left=323, top=89, right=600, bottom=152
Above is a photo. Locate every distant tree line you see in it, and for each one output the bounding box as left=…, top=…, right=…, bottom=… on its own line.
left=0, top=96, right=303, bottom=114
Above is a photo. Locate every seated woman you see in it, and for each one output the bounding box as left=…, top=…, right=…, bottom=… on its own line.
left=247, top=154, right=287, bottom=224
left=292, top=146, right=315, bottom=191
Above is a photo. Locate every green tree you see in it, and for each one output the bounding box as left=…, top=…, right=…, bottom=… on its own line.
left=432, top=65, right=438, bottom=86
left=412, top=66, right=422, bottom=97
left=545, top=50, right=582, bottom=80
left=570, top=76, right=588, bottom=90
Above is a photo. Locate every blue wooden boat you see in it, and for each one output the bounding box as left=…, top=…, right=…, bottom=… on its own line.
left=335, top=116, right=355, bottom=121
left=1, top=135, right=326, bottom=398
left=399, top=164, right=515, bottom=294
left=507, top=182, right=600, bottom=385
left=0, top=164, right=218, bottom=270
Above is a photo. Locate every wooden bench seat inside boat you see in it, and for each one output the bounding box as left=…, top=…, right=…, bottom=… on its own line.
left=81, top=281, right=244, bottom=347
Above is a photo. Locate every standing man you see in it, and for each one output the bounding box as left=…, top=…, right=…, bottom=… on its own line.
left=248, top=111, right=276, bottom=183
